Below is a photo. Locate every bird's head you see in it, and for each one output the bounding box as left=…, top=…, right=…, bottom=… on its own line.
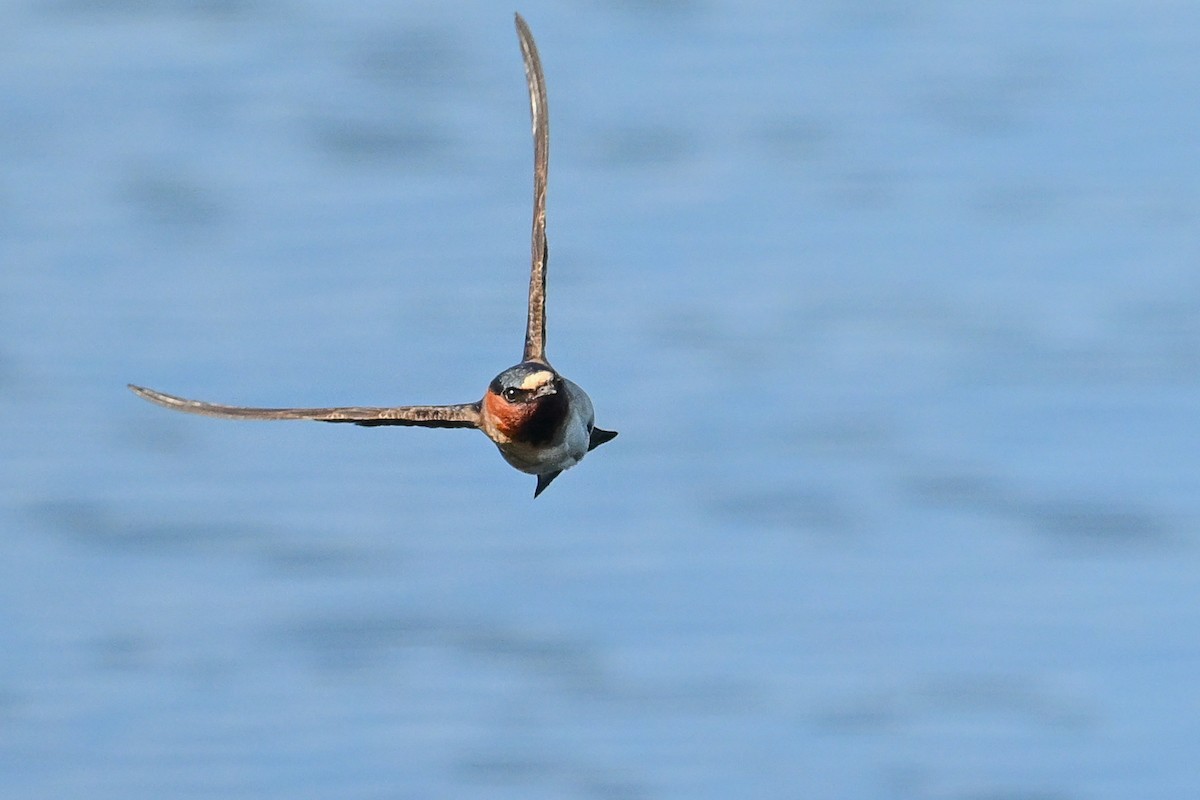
left=482, top=362, right=565, bottom=444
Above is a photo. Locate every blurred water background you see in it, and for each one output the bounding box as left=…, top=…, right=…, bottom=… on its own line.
left=2, top=1, right=1199, bottom=797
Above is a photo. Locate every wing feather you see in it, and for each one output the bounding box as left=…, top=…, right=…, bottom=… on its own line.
left=128, top=385, right=481, bottom=429
left=515, top=13, right=550, bottom=364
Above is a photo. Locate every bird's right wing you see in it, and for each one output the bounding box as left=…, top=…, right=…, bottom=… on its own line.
left=128, top=385, right=481, bottom=428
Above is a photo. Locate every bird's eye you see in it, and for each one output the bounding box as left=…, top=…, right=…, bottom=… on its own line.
left=502, top=387, right=523, bottom=402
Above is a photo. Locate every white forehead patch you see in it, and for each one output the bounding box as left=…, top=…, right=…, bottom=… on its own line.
left=519, top=370, right=555, bottom=390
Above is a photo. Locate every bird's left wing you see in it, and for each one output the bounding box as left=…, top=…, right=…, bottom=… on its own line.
left=128, top=385, right=481, bottom=428
left=515, top=13, right=550, bottom=364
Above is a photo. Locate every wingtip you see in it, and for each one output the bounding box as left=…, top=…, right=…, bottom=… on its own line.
left=128, top=384, right=183, bottom=409
left=588, top=427, right=618, bottom=451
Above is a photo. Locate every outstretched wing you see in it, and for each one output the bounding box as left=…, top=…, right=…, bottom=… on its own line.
left=515, top=13, right=550, bottom=364
left=128, top=385, right=481, bottom=429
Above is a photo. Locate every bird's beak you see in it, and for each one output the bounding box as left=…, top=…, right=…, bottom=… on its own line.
left=533, top=381, right=558, bottom=399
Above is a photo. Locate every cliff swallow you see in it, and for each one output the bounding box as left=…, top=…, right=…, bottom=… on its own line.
left=129, top=14, right=616, bottom=497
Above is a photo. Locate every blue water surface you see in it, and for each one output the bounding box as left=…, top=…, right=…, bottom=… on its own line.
left=2, top=1, right=1199, bottom=798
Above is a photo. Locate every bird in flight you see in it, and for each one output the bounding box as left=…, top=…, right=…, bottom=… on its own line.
left=129, top=13, right=616, bottom=497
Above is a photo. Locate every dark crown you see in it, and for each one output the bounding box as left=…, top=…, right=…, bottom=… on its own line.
left=488, top=362, right=558, bottom=394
